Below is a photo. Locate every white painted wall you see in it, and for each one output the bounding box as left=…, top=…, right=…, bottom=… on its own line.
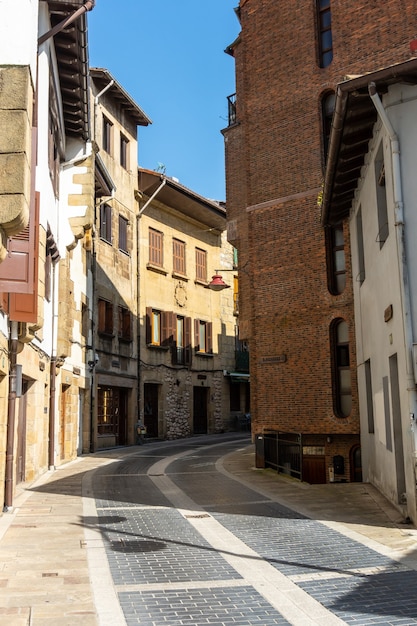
left=350, top=82, right=417, bottom=520
left=0, top=0, right=38, bottom=78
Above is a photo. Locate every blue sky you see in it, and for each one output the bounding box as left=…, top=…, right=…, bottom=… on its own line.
left=88, top=1, right=239, bottom=202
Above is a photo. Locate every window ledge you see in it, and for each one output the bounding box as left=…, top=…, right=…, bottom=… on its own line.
left=98, top=331, right=114, bottom=338
left=147, top=263, right=168, bottom=276
left=195, top=351, right=213, bottom=358
left=119, top=337, right=133, bottom=343
left=147, top=343, right=169, bottom=351
left=194, top=279, right=209, bottom=288
left=172, top=272, right=188, bottom=281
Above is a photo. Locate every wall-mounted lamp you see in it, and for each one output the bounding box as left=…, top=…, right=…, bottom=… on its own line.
left=207, top=269, right=236, bottom=291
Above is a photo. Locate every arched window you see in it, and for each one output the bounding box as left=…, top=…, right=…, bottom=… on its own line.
left=331, top=319, right=352, bottom=417
left=325, top=224, right=346, bottom=295
left=322, top=91, right=335, bottom=162
left=317, top=0, right=333, bottom=68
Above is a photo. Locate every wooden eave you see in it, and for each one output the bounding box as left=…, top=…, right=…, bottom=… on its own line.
left=322, top=58, right=417, bottom=226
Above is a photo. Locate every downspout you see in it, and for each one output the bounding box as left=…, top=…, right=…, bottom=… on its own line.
left=48, top=260, right=59, bottom=469
left=38, top=0, right=95, bottom=46
left=136, top=177, right=167, bottom=429
left=4, top=320, right=18, bottom=511
left=368, top=82, right=417, bottom=453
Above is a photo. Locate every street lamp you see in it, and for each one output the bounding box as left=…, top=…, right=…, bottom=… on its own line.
left=207, top=269, right=236, bottom=291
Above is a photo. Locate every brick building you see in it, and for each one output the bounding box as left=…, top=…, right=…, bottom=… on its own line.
left=223, top=1, right=417, bottom=483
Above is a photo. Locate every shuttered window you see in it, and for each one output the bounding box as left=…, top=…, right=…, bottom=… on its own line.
left=98, top=298, right=113, bottom=335
left=118, top=306, right=132, bottom=341
left=195, top=248, right=207, bottom=282
left=149, top=228, right=163, bottom=267
left=173, top=238, right=186, bottom=275
left=194, top=319, right=213, bottom=354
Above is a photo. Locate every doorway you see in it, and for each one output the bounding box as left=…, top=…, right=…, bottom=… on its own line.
left=193, top=386, right=208, bottom=434
left=350, top=444, right=362, bottom=482
left=144, top=383, right=159, bottom=438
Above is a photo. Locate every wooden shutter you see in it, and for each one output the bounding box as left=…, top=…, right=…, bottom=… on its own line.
left=184, top=316, right=191, bottom=364
left=8, top=191, right=40, bottom=323
left=145, top=306, right=152, bottom=344
left=162, top=311, right=175, bottom=347
left=207, top=322, right=213, bottom=354
left=194, top=319, right=200, bottom=352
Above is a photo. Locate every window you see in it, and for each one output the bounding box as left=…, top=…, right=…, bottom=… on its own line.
left=326, top=224, right=346, bottom=295
left=120, top=133, right=129, bottom=169
left=194, top=319, right=213, bottom=354
left=173, top=238, right=186, bottom=275
left=103, top=116, right=113, bottom=154
left=149, top=228, right=163, bottom=267
left=173, top=315, right=191, bottom=365
left=375, top=143, right=389, bottom=248
left=146, top=307, right=164, bottom=346
left=98, top=298, right=113, bottom=335
left=317, top=0, right=333, bottom=68
left=322, top=91, right=335, bottom=162
left=331, top=319, right=352, bottom=418
left=233, top=276, right=239, bottom=315
left=100, top=204, right=112, bottom=243
left=119, top=215, right=128, bottom=253
left=356, top=206, right=365, bottom=284
left=195, top=248, right=207, bottom=282
left=118, top=306, right=132, bottom=341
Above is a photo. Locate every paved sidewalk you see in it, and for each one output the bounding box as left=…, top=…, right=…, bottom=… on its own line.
left=0, top=438, right=416, bottom=625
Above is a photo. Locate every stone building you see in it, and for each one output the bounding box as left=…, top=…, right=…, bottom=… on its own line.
left=322, top=57, right=417, bottom=522
left=0, top=0, right=95, bottom=508
left=137, top=168, right=238, bottom=439
left=223, top=1, right=417, bottom=483
left=88, top=68, right=151, bottom=451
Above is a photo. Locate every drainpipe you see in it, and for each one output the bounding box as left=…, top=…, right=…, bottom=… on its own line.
left=38, top=0, right=95, bottom=46
left=4, top=321, right=18, bottom=511
left=136, top=177, right=167, bottom=429
left=368, top=82, right=417, bottom=453
left=48, top=260, right=59, bottom=469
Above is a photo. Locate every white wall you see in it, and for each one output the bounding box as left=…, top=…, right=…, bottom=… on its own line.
left=350, top=82, right=417, bottom=519
left=0, top=0, right=38, bottom=78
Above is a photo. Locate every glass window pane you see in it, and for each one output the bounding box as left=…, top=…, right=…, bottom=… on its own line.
left=335, top=249, right=345, bottom=272
left=337, top=320, right=348, bottom=343
left=339, top=369, right=351, bottom=393
left=340, top=393, right=352, bottom=416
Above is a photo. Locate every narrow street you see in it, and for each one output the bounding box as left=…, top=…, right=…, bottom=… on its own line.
left=82, top=434, right=417, bottom=626
left=1, top=433, right=417, bottom=625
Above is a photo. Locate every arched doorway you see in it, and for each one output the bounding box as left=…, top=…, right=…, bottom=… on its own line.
left=350, top=444, right=362, bottom=482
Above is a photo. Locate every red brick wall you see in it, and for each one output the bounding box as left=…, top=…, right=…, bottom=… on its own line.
left=224, top=0, right=417, bottom=474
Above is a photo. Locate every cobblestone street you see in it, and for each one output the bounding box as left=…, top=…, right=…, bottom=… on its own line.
left=1, top=433, right=417, bottom=625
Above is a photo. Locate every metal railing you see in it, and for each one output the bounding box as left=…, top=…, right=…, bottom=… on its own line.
left=262, top=431, right=302, bottom=480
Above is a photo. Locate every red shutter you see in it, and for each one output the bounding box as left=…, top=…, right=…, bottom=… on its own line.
left=0, top=126, right=37, bottom=295
left=8, top=192, right=40, bottom=323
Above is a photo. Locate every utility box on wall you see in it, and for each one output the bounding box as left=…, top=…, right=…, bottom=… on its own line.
left=333, top=454, right=345, bottom=475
